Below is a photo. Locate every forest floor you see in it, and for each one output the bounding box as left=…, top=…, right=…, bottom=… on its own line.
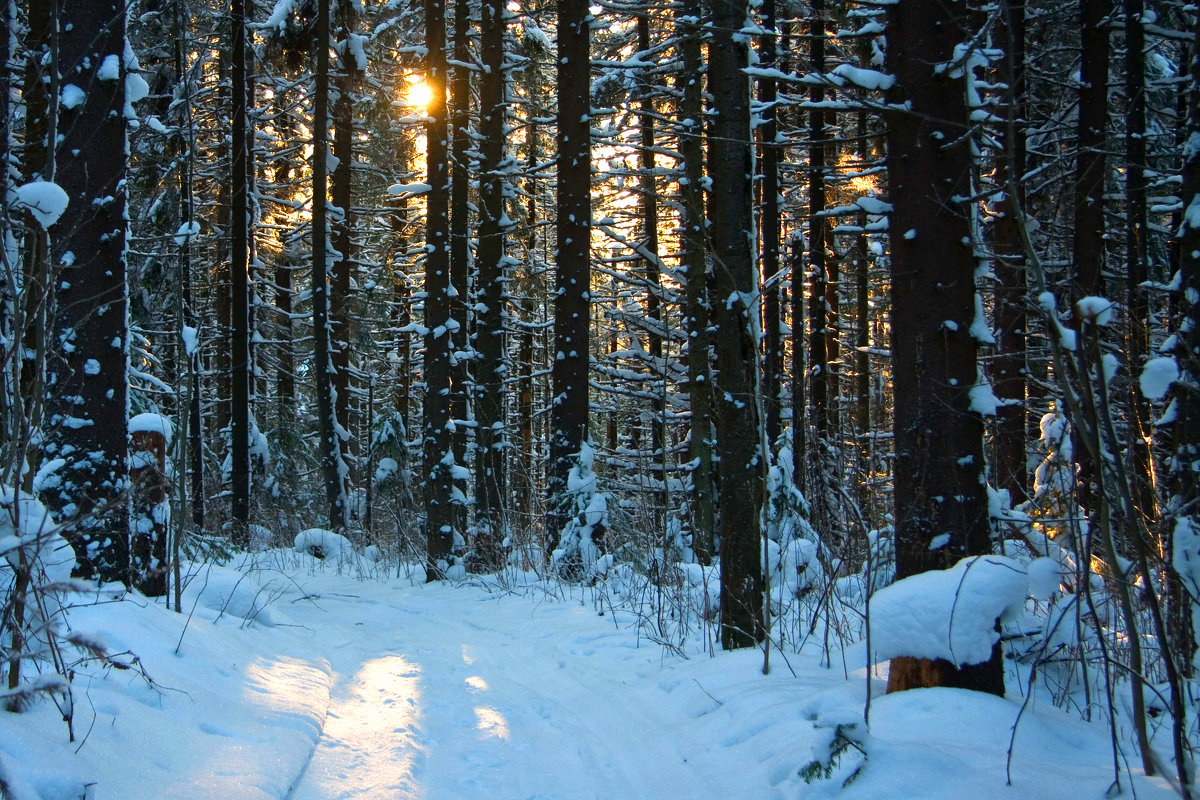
left=0, top=551, right=1181, bottom=800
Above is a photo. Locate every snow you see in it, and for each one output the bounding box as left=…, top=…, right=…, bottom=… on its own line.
left=386, top=182, right=431, bottom=197
left=1140, top=356, right=1179, bottom=401
left=830, top=63, right=896, bottom=91
left=129, top=412, right=174, bottom=446
left=871, top=555, right=1029, bottom=666
left=182, top=325, right=199, bottom=356
left=1074, top=295, right=1114, bottom=326
left=13, top=182, right=69, bottom=229
left=97, top=54, right=120, bottom=81
left=173, top=221, right=201, bottom=246
left=0, top=557, right=1178, bottom=800
left=293, top=528, right=353, bottom=561
left=60, top=84, right=85, bottom=110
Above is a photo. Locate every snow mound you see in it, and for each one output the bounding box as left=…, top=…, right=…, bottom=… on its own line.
left=870, top=555, right=1027, bottom=666
left=182, top=566, right=285, bottom=626
left=293, top=528, right=353, bottom=561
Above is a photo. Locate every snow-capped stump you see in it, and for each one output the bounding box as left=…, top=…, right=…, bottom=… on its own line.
left=129, top=412, right=174, bottom=450
left=129, top=413, right=172, bottom=596
left=870, top=555, right=1028, bottom=668
left=293, top=528, right=352, bottom=560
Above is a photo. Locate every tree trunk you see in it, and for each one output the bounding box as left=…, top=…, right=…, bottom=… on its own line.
left=676, top=1, right=714, bottom=563
left=709, top=0, right=764, bottom=649
left=547, top=0, right=592, bottom=554
left=449, top=0, right=471, bottom=535
left=230, top=0, right=252, bottom=544
left=472, top=0, right=509, bottom=570
left=313, top=0, right=346, bottom=531
left=884, top=0, right=1001, bottom=695
left=757, top=0, right=782, bottom=450
left=424, top=0, right=456, bottom=577
left=42, top=0, right=131, bottom=585
left=992, top=0, right=1029, bottom=506
left=331, top=0, right=358, bottom=508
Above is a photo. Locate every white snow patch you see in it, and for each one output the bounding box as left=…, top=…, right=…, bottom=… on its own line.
left=1140, top=356, right=1179, bottom=401
left=871, top=555, right=1027, bottom=666
left=13, top=182, right=69, bottom=229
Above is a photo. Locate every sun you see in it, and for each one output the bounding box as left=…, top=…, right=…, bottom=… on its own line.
left=406, top=79, right=433, bottom=111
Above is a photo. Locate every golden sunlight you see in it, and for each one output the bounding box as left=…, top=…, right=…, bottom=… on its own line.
left=406, top=79, right=433, bottom=111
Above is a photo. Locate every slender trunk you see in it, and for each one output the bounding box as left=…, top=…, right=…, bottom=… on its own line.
left=313, top=0, right=345, bottom=530
left=424, top=0, right=456, bottom=576
left=547, top=0, right=592, bottom=552
left=1124, top=0, right=1156, bottom=522
left=449, top=0, right=471, bottom=534
left=637, top=13, right=665, bottom=517
left=676, top=1, right=714, bottom=563
left=230, top=0, right=251, bottom=543
left=710, top=0, right=764, bottom=649
left=992, top=0, right=1028, bottom=505
left=472, top=0, right=508, bottom=570
left=758, top=0, right=781, bottom=450
left=331, top=0, right=358, bottom=503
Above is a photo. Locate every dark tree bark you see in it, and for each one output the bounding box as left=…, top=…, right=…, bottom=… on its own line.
left=1165, top=13, right=1200, bottom=786
left=17, top=0, right=51, bottom=456
left=992, top=0, right=1029, bottom=506
left=42, top=0, right=130, bottom=584
left=757, top=0, right=782, bottom=449
left=331, top=0, right=359, bottom=504
left=1073, top=0, right=1110, bottom=305
left=313, top=0, right=346, bottom=531
left=1124, top=0, right=1157, bottom=522
left=424, top=0, right=456, bottom=577
left=173, top=19, right=205, bottom=532
left=230, top=0, right=252, bottom=543
left=637, top=13, right=665, bottom=500
left=884, top=0, right=1001, bottom=695
left=807, top=1, right=829, bottom=527
left=676, top=0, right=714, bottom=563
left=472, top=0, right=509, bottom=570
left=547, top=0, right=592, bottom=553
left=790, top=235, right=806, bottom=492
left=709, top=0, right=764, bottom=649
left=449, top=0, right=471, bottom=534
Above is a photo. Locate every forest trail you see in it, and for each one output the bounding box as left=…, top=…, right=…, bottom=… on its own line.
left=280, top=582, right=741, bottom=800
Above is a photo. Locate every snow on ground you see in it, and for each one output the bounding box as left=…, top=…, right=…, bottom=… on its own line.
left=0, top=553, right=1180, bottom=800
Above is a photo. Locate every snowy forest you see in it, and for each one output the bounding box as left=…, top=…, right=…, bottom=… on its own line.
left=2, top=0, right=1200, bottom=796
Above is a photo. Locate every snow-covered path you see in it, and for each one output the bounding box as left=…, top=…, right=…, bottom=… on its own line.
left=284, top=584, right=737, bottom=800
left=0, top=559, right=1180, bottom=800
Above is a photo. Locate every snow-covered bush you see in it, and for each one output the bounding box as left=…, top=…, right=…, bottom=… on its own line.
left=0, top=487, right=77, bottom=710
left=764, top=446, right=825, bottom=603
left=550, top=443, right=609, bottom=583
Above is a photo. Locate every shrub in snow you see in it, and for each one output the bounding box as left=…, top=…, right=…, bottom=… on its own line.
left=293, top=528, right=353, bottom=561
left=0, top=487, right=77, bottom=710
left=182, top=565, right=284, bottom=626
left=550, top=443, right=609, bottom=582
left=799, top=705, right=866, bottom=787
left=249, top=524, right=273, bottom=552
left=764, top=445, right=825, bottom=602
